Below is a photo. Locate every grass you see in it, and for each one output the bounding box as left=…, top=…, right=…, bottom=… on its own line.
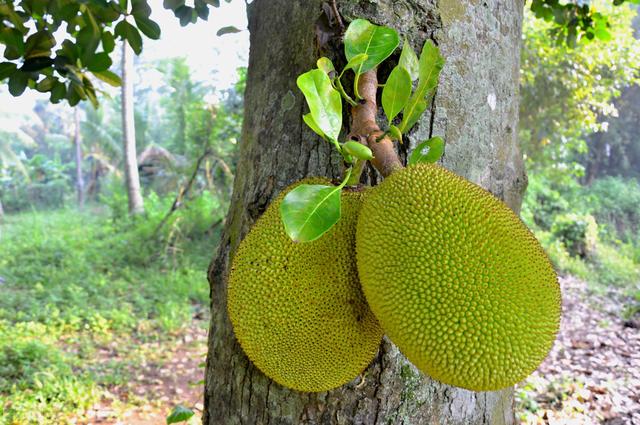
left=0, top=208, right=214, bottom=424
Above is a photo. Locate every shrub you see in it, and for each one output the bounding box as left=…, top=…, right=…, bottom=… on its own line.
left=592, top=243, right=640, bottom=287
left=522, top=174, right=571, bottom=230
left=533, top=231, right=591, bottom=280
left=0, top=324, right=98, bottom=424
left=584, top=177, right=640, bottom=242
left=550, top=213, right=598, bottom=258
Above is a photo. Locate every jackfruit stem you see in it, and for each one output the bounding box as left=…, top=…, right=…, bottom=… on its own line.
left=349, top=69, right=403, bottom=178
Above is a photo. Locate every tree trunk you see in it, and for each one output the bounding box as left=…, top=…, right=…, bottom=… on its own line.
left=204, top=1, right=526, bottom=424
left=121, top=41, right=144, bottom=215
left=74, top=107, right=85, bottom=209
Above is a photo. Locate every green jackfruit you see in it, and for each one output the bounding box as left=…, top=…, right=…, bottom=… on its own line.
left=228, top=180, right=383, bottom=392
left=356, top=164, right=561, bottom=391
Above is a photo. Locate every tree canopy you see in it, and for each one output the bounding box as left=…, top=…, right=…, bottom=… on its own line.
left=0, top=0, right=227, bottom=106
left=0, top=0, right=636, bottom=107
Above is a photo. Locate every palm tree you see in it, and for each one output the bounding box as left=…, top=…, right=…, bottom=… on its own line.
left=121, top=41, right=144, bottom=214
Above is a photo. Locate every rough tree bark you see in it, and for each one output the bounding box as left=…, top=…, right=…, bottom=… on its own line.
left=121, top=41, right=144, bottom=215
left=204, top=1, right=526, bottom=424
left=73, top=107, right=85, bottom=209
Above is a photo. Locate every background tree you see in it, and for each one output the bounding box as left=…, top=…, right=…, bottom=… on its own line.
left=203, top=1, right=525, bottom=423
left=120, top=41, right=143, bottom=214
left=520, top=2, right=640, bottom=180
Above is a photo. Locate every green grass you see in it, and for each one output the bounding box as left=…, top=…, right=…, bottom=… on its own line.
left=0, top=208, right=214, bottom=424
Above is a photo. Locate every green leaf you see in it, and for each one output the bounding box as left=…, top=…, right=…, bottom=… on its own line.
left=24, top=30, right=55, bottom=59
left=50, top=81, right=67, bottom=103
left=317, top=57, right=335, bottom=76
left=388, top=125, right=402, bottom=143
left=408, top=136, right=445, bottom=165
left=216, top=25, right=241, bottom=36
left=399, top=99, right=427, bottom=134
left=302, top=113, right=326, bottom=139
left=166, top=405, right=195, bottom=424
left=68, top=81, right=87, bottom=106
left=77, top=10, right=101, bottom=63
left=296, top=69, right=342, bottom=141
left=131, top=0, right=152, bottom=18
left=0, top=28, right=25, bottom=59
left=36, top=76, right=56, bottom=92
left=0, top=62, right=17, bottom=80
left=342, top=141, right=373, bottom=160
left=83, top=76, right=99, bottom=108
left=342, top=53, right=368, bottom=73
left=134, top=15, right=161, bottom=40
left=8, top=71, right=28, bottom=96
left=93, top=70, right=122, bottom=87
left=102, top=31, right=116, bottom=53
left=399, top=40, right=444, bottom=133
left=382, top=65, right=412, bottom=124
left=194, top=0, right=210, bottom=20
left=399, top=37, right=419, bottom=81
left=280, top=184, right=342, bottom=242
left=175, top=6, right=196, bottom=26
left=344, top=19, right=399, bottom=74
left=115, top=20, right=143, bottom=54
left=86, top=52, right=112, bottom=72
left=21, top=57, right=54, bottom=72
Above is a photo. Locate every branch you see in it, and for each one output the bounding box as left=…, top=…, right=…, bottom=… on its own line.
left=154, top=148, right=212, bottom=235
left=348, top=69, right=403, bottom=177
left=330, top=0, right=344, bottom=31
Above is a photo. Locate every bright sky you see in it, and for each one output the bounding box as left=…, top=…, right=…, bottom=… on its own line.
left=0, top=1, right=250, bottom=131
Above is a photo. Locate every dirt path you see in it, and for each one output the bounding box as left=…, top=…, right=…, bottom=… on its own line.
left=518, top=276, right=640, bottom=425
left=80, top=320, right=208, bottom=425
left=76, top=275, right=639, bottom=424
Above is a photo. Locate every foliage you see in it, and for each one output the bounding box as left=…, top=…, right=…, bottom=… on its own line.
left=523, top=173, right=640, bottom=294
left=0, top=331, right=99, bottom=424
left=286, top=19, right=444, bottom=242
left=550, top=213, right=598, bottom=258
left=0, top=154, right=71, bottom=212
left=0, top=208, right=214, bottom=422
left=592, top=242, right=640, bottom=286
left=0, top=0, right=225, bottom=106
left=583, top=176, right=640, bottom=241
left=520, top=3, right=640, bottom=175
left=166, top=405, right=195, bottom=424
left=0, top=59, right=243, bottom=214
left=529, top=0, right=640, bottom=45
left=582, top=85, right=640, bottom=180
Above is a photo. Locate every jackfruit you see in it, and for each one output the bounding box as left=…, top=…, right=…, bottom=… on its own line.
left=356, top=163, right=560, bottom=391
left=228, top=180, right=383, bottom=392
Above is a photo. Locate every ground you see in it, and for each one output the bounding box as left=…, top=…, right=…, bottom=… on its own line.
left=1, top=210, right=638, bottom=424
left=79, top=317, right=207, bottom=424
left=517, top=276, right=640, bottom=425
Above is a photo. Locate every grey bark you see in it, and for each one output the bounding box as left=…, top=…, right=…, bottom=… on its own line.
left=204, top=1, right=526, bottom=424
left=74, top=107, right=85, bottom=209
left=121, top=41, right=144, bottom=215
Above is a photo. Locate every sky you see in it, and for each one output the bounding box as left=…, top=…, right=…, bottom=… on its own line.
left=0, top=1, right=250, bottom=131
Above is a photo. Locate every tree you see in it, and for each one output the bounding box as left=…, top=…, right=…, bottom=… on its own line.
left=0, top=0, right=225, bottom=106
left=520, top=2, right=640, bottom=178
left=121, top=41, right=143, bottom=214
left=203, top=1, right=526, bottom=424
left=73, top=107, right=85, bottom=208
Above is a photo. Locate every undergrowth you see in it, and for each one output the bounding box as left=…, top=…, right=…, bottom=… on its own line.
left=0, top=207, right=216, bottom=424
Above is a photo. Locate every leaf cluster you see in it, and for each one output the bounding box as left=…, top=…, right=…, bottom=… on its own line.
left=0, top=0, right=223, bottom=106
left=282, top=19, right=445, bottom=242
left=530, top=0, right=640, bottom=45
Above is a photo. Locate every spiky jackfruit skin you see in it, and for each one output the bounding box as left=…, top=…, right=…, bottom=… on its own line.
left=228, top=181, right=383, bottom=392
left=356, top=164, right=561, bottom=391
